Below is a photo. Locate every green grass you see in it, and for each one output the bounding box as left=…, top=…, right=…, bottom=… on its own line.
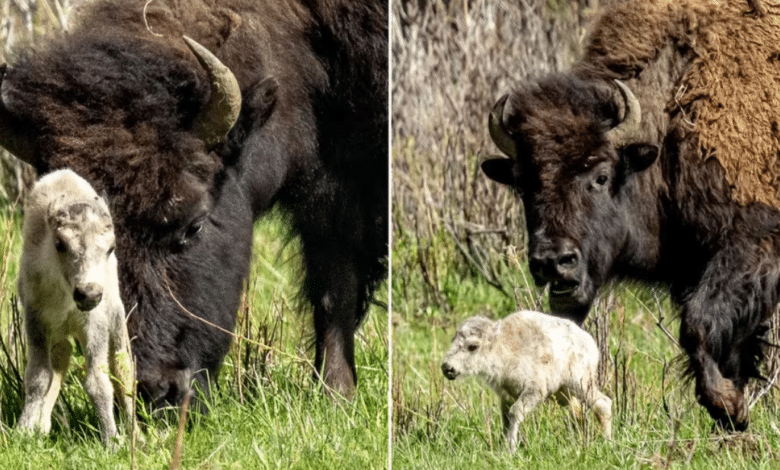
left=0, top=207, right=389, bottom=469
left=391, top=226, right=780, bottom=469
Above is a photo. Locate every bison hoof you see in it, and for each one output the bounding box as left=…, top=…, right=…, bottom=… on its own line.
left=713, top=415, right=749, bottom=432
left=317, top=366, right=356, bottom=400
left=698, top=378, right=749, bottom=431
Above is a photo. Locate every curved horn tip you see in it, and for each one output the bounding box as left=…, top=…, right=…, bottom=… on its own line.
left=182, top=35, right=242, bottom=148
left=608, top=79, right=642, bottom=145
left=488, top=94, right=518, bottom=159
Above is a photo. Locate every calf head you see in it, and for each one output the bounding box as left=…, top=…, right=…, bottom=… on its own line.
left=441, top=316, right=496, bottom=380
left=482, top=77, right=659, bottom=324
left=47, top=196, right=116, bottom=312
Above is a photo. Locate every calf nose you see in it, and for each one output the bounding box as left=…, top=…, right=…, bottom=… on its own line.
left=73, top=284, right=103, bottom=311
left=529, top=241, right=581, bottom=283
left=441, top=362, right=458, bottom=380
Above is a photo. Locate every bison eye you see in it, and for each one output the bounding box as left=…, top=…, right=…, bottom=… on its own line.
left=174, top=218, right=206, bottom=251
left=467, top=344, right=479, bottom=352
left=595, top=174, right=609, bottom=186
left=185, top=221, right=203, bottom=239
left=54, top=238, right=66, bottom=253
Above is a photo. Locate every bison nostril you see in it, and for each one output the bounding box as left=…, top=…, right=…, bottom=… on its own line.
left=557, top=252, right=579, bottom=270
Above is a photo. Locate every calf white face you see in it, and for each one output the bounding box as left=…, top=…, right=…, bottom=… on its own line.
left=48, top=200, right=116, bottom=312
left=441, top=316, right=495, bottom=380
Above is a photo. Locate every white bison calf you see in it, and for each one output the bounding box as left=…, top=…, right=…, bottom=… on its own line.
left=441, top=310, right=611, bottom=452
left=17, top=169, right=134, bottom=448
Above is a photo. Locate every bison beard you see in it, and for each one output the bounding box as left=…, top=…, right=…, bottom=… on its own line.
left=482, top=0, right=780, bottom=430
left=0, top=0, right=387, bottom=409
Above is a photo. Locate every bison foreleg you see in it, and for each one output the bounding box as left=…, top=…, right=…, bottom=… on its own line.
left=314, top=313, right=356, bottom=398
left=677, top=239, right=780, bottom=430
left=680, top=306, right=749, bottom=430
left=307, top=249, right=360, bottom=399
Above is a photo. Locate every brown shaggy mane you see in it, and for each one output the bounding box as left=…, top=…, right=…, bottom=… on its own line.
left=582, top=0, right=780, bottom=208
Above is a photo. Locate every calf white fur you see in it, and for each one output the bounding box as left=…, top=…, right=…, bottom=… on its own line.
left=441, top=310, right=611, bottom=452
left=17, top=169, right=134, bottom=447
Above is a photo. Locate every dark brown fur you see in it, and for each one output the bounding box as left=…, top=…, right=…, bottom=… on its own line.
left=483, top=0, right=780, bottom=429
left=2, top=0, right=387, bottom=407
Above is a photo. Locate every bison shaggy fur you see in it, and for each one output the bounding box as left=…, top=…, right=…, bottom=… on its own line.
left=482, top=0, right=780, bottom=429
left=0, top=0, right=387, bottom=408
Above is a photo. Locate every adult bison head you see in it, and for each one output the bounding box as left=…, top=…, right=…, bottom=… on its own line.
left=0, top=35, right=241, bottom=234
left=0, top=33, right=248, bottom=407
left=482, top=77, right=659, bottom=324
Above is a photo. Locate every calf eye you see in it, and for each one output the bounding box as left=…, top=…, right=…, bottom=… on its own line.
left=54, top=238, right=66, bottom=253
left=107, top=245, right=115, bottom=257
left=467, top=344, right=478, bottom=352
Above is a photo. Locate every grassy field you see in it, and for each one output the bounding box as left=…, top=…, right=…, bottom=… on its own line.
left=0, top=203, right=389, bottom=469
left=391, top=1, right=780, bottom=467
left=391, top=207, right=780, bottom=469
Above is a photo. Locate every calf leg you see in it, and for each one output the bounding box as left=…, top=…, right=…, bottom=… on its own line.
left=18, top=337, right=71, bottom=433
left=583, top=388, right=612, bottom=439
left=503, top=391, right=544, bottom=453
left=108, top=306, right=135, bottom=427
left=81, top=320, right=119, bottom=447
left=568, top=380, right=612, bottom=439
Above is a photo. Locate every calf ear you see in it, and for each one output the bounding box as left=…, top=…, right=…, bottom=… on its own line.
left=481, top=158, right=519, bottom=186
left=622, top=143, right=659, bottom=174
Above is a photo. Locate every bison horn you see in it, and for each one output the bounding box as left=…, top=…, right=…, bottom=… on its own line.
left=0, top=64, right=36, bottom=164
left=488, top=94, right=518, bottom=159
left=183, top=36, right=242, bottom=149
left=607, top=79, right=641, bottom=146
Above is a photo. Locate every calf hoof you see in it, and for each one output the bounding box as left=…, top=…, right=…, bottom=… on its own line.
left=105, top=434, right=122, bottom=453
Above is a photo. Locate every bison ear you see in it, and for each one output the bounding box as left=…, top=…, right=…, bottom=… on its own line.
left=481, top=158, right=519, bottom=186
left=622, top=143, right=659, bottom=174
left=246, top=76, right=278, bottom=128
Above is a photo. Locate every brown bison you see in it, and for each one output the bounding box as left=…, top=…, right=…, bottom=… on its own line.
left=482, top=0, right=780, bottom=429
left=0, top=0, right=387, bottom=408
